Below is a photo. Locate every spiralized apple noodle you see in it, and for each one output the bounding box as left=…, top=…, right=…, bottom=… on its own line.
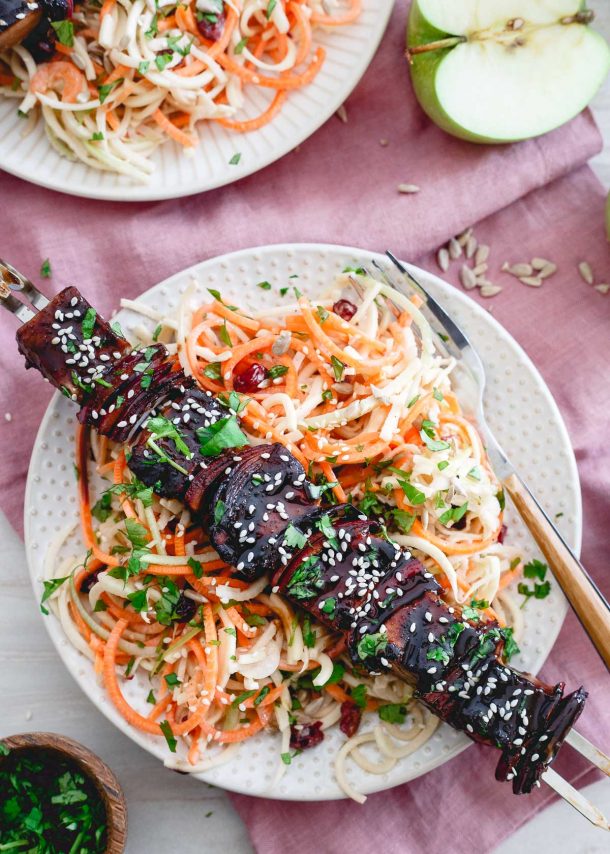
left=0, top=0, right=360, bottom=181
left=42, top=267, right=526, bottom=802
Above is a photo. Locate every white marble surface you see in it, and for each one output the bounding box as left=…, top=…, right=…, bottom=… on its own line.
left=1, top=4, right=610, bottom=853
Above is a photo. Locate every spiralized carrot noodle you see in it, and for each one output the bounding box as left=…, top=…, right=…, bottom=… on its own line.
left=1, top=1, right=362, bottom=182
left=43, top=267, right=530, bottom=802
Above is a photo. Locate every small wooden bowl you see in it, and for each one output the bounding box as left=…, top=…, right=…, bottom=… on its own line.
left=1, top=732, right=127, bottom=853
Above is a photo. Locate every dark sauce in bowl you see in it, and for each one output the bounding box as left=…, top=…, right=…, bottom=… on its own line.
left=0, top=743, right=107, bottom=853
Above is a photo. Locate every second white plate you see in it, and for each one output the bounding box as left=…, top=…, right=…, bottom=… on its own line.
left=0, top=1, right=393, bottom=201
left=24, top=243, right=581, bottom=800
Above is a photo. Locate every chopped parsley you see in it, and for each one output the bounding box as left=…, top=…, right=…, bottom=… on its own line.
left=378, top=703, right=407, bottom=724
left=229, top=152, right=242, bottom=165
left=397, top=478, right=426, bottom=506
left=438, top=502, right=468, bottom=527
left=268, top=364, right=289, bottom=380
left=188, top=557, right=204, bottom=579
left=81, top=307, right=96, bottom=340
left=203, top=362, right=222, bottom=380
left=50, top=19, right=74, bottom=47
left=98, top=79, right=122, bottom=104
left=283, top=523, right=308, bottom=550
left=330, top=355, right=345, bottom=382
left=320, top=597, right=336, bottom=618
left=147, top=415, right=190, bottom=462
left=351, top=684, right=367, bottom=709
left=518, top=559, right=551, bottom=606
left=40, top=574, right=70, bottom=615
left=257, top=281, right=272, bottom=290
left=155, top=52, right=173, bottom=72
left=356, top=630, right=388, bottom=662
left=159, top=720, right=177, bottom=752
left=254, top=685, right=270, bottom=706
left=196, top=415, right=248, bottom=457
left=232, top=690, right=256, bottom=707
left=286, top=556, right=324, bottom=600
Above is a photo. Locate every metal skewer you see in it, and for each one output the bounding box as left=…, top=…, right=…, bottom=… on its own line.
left=0, top=258, right=50, bottom=310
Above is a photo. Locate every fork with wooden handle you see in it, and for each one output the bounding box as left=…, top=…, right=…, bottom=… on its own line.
left=381, top=251, right=610, bottom=672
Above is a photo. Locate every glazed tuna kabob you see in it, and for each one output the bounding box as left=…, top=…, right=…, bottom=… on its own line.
left=8, top=281, right=595, bottom=800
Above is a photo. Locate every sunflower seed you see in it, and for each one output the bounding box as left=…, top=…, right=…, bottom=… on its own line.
left=448, top=238, right=462, bottom=260
left=332, top=382, right=354, bottom=394
left=508, top=263, right=533, bottom=277
left=520, top=276, right=543, bottom=287
left=475, top=244, right=490, bottom=265
left=398, top=183, right=420, bottom=194
left=437, top=247, right=450, bottom=272
left=480, top=284, right=502, bottom=298
left=476, top=277, right=494, bottom=288
left=473, top=263, right=489, bottom=276
left=594, top=283, right=609, bottom=294
left=460, top=265, right=477, bottom=290
left=578, top=261, right=594, bottom=285
left=457, top=227, right=473, bottom=247
left=466, top=236, right=478, bottom=259
left=531, top=257, right=552, bottom=270
left=335, top=104, right=348, bottom=123
left=538, top=262, right=557, bottom=279
left=272, top=330, right=291, bottom=356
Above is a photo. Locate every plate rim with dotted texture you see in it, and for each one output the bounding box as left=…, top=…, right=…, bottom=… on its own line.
left=0, top=1, right=394, bottom=202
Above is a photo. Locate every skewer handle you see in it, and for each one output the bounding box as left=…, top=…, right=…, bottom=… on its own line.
left=503, top=473, right=610, bottom=671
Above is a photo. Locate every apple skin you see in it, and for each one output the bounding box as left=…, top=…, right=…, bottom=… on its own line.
left=405, top=1, right=501, bottom=144
left=406, top=0, right=610, bottom=145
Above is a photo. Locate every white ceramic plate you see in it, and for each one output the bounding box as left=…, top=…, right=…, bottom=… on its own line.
left=24, top=244, right=581, bottom=800
left=0, top=2, right=393, bottom=202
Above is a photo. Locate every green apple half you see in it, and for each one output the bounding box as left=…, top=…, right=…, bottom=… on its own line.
left=407, top=0, right=610, bottom=143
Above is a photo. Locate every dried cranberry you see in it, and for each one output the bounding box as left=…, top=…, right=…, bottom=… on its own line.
left=452, top=513, right=467, bottom=531
left=289, top=721, right=324, bottom=751
left=197, top=10, right=226, bottom=41
left=332, top=299, right=357, bottom=321
left=173, top=592, right=197, bottom=623
left=234, top=362, right=267, bottom=393
left=339, top=701, right=362, bottom=738
left=81, top=569, right=101, bottom=594
left=498, top=524, right=507, bottom=544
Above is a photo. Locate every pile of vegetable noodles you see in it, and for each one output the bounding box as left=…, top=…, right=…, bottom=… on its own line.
left=42, top=268, right=540, bottom=802
left=0, top=0, right=361, bottom=181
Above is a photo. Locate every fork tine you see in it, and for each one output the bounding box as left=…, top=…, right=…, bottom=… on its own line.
left=0, top=259, right=50, bottom=310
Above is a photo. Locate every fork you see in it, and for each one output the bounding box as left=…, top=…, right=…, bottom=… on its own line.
left=373, top=251, right=610, bottom=671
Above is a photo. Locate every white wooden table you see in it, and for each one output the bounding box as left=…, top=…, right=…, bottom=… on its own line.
left=1, top=4, right=609, bottom=852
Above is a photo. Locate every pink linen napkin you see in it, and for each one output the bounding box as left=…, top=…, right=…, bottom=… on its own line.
left=0, top=1, right=609, bottom=851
